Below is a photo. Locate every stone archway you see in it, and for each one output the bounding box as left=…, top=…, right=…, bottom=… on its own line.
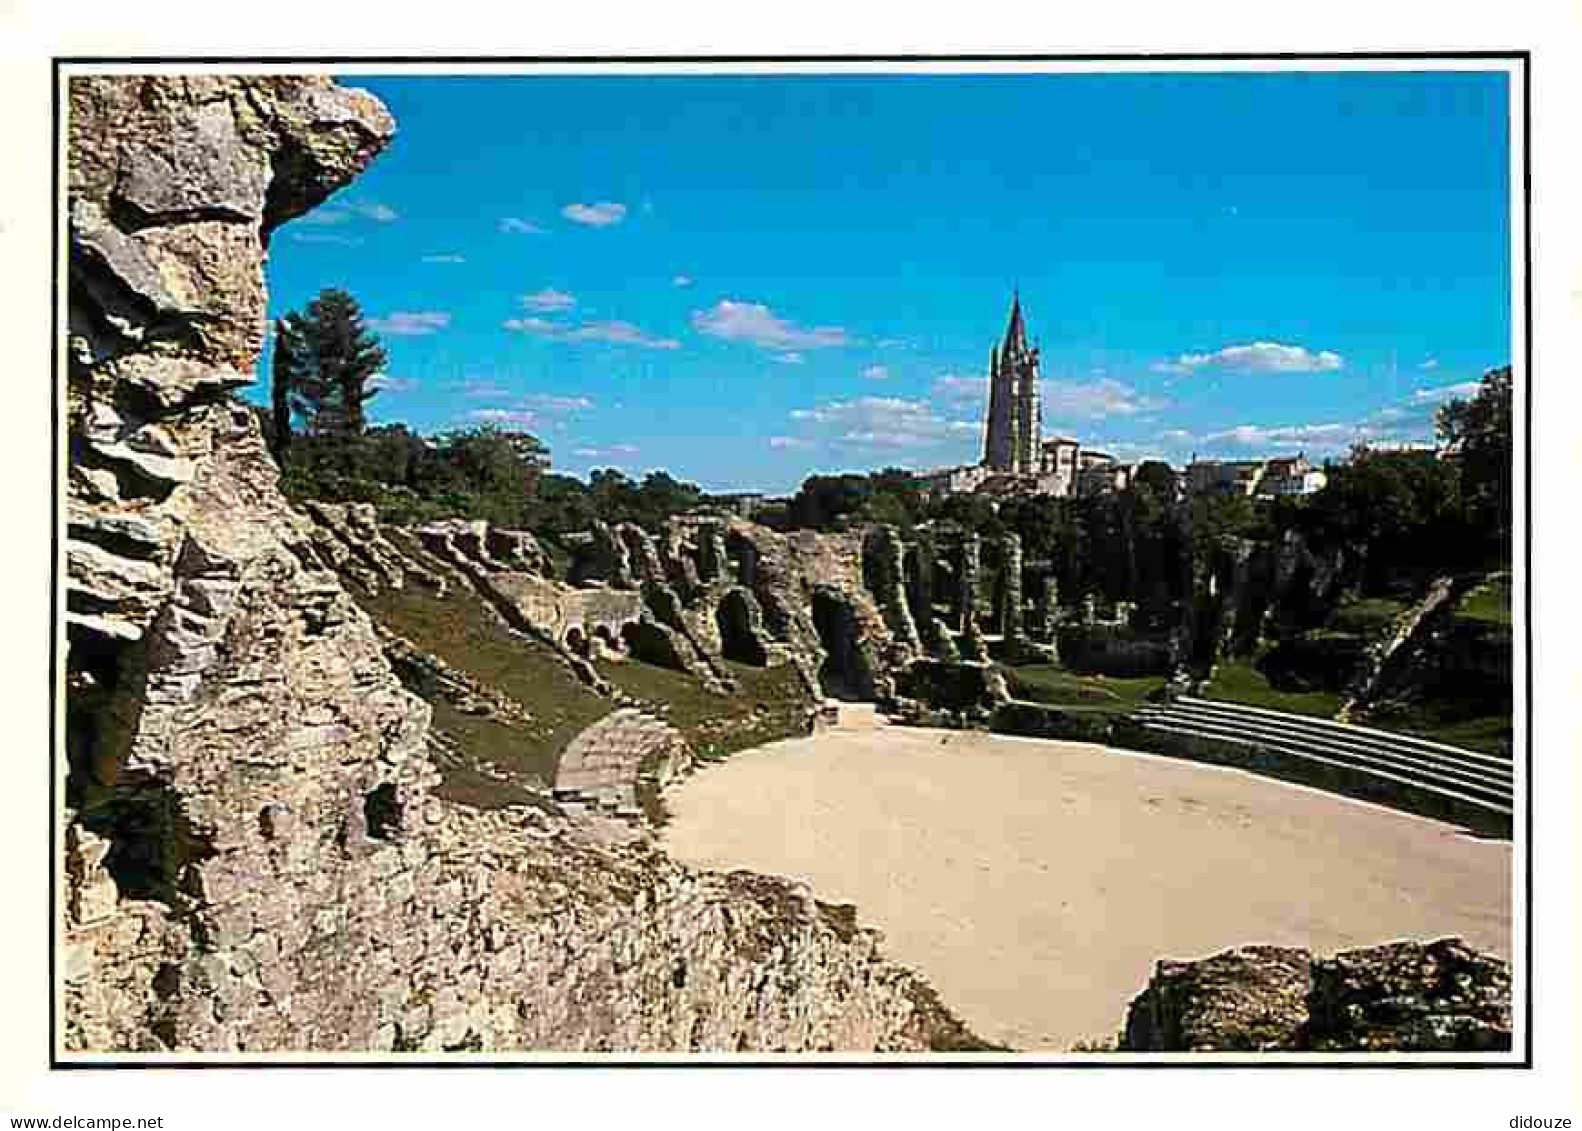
left=564, top=626, right=589, bottom=657
left=810, top=591, right=875, bottom=701
left=716, top=589, right=769, bottom=667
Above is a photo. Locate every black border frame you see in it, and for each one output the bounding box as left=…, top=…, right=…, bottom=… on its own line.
left=48, top=50, right=1535, bottom=1071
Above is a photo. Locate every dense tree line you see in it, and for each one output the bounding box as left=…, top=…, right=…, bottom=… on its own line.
left=257, top=287, right=709, bottom=539
left=772, top=366, right=1513, bottom=606
left=256, top=285, right=1512, bottom=595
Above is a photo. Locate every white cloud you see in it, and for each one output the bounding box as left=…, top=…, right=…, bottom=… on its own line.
left=932, top=373, right=1159, bottom=420
left=422, top=253, right=466, bottom=264
left=768, top=436, right=813, bottom=450
left=672, top=275, right=694, bottom=288
left=773, top=352, right=805, bottom=366
left=1153, top=341, right=1344, bottom=375
left=298, top=200, right=399, bottom=226
left=932, top=375, right=988, bottom=404
left=521, top=394, right=594, bottom=412
left=1198, top=422, right=1358, bottom=451
left=1161, top=376, right=1479, bottom=461
left=504, top=316, right=680, bottom=350
left=562, top=201, right=628, bottom=227
left=1419, top=357, right=1440, bottom=370
left=573, top=444, right=640, bottom=459
left=367, top=374, right=418, bottom=393
left=790, top=396, right=977, bottom=451
left=1411, top=380, right=1480, bottom=403
left=1044, top=378, right=1166, bottom=420
left=876, top=338, right=908, bottom=350
left=693, top=300, right=850, bottom=351
left=368, top=311, right=451, bottom=336
left=502, top=316, right=559, bottom=334
left=521, top=288, right=577, bottom=313
left=465, top=394, right=593, bottom=431
left=468, top=408, right=544, bottom=430
left=457, top=379, right=512, bottom=399
left=861, top=365, right=890, bottom=381
left=289, top=232, right=364, bottom=247
left=499, top=217, right=545, bottom=235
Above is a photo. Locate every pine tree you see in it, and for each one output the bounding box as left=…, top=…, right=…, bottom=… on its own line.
left=269, top=318, right=297, bottom=457
left=280, top=289, right=388, bottom=438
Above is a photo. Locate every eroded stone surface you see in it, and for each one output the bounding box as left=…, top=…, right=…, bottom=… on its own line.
left=1121, top=938, right=1512, bottom=1052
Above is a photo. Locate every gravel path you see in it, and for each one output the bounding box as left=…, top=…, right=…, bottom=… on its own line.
left=661, top=726, right=1512, bottom=1052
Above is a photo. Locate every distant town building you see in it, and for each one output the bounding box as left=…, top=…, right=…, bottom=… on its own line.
left=1185, top=454, right=1327, bottom=498
left=914, top=463, right=993, bottom=497
left=1256, top=454, right=1327, bottom=498
left=982, top=292, right=1042, bottom=475
left=1186, top=458, right=1268, bottom=497
left=1035, top=435, right=1080, bottom=496
left=1074, top=452, right=1132, bottom=497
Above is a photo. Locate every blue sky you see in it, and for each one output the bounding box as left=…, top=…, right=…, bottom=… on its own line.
left=255, top=69, right=1513, bottom=493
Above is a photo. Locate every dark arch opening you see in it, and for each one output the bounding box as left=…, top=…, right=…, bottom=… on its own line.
left=564, top=626, right=589, bottom=657
left=364, top=783, right=403, bottom=842
left=810, top=591, right=874, bottom=701
left=724, top=530, right=760, bottom=589
left=716, top=590, right=768, bottom=667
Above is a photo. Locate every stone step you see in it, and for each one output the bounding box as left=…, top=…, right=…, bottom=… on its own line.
left=1135, top=710, right=1512, bottom=812
left=1132, top=716, right=1512, bottom=819
left=1135, top=719, right=1513, bottom=822
left=1136, top=705, right=1513, bottom=801
left=1178, top=696, right=1511, bottom=769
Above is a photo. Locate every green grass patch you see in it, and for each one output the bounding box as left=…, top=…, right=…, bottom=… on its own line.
left=1328, top=596, right=1410, bottom=636
left=1203, top=658, right=1342, bottom=720
left=360, top=567, right=611, bottom=796
left=1001, top=665, right=1166, bottom=714
left=1361, top=700, right=1512, bottom=756
left=1455, top=578, right=1512, bottom=627
left=596, top=656, right=813, bottom=759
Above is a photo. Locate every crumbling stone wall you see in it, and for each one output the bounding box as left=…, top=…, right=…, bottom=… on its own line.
left=61, top=74, right=981, bottom=1056
left=418, top=519, right=644, bottom=654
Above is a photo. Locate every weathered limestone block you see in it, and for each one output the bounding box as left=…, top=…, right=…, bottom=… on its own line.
left=1121, top=938, right=1512, bottom=1053
left=485, top=526, right=550, bottom=576
left=997, top=532, right=1024, bottom=643
left=1122, top=946, right=1312, bottom=1052
left=957, top=535, right=988, bottom=663
left=1306, top=938, right=1512, bottom=1052
left=614, top=523, right=666, bottom=584
left=697, top=526, right=730, bottom=584
left=416, top=517, right=500, bottom=571
left=566, top=521, right=636, bottom=589
left=862, top=526, right=921, bottom=652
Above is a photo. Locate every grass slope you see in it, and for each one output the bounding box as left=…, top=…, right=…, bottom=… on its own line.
left=1202, top=657, right=1344, bottom=720
left=1000, top=665, right=1166, bottom=714
left=596, top=656, right=813, bottom=761
left=359, top=539, right=613, bottom=808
